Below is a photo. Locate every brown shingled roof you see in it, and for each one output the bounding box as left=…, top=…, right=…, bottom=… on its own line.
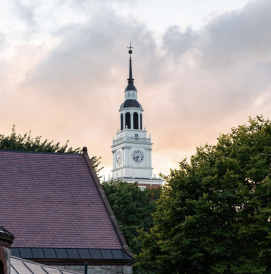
left=0, top=149, right=130, bottom=256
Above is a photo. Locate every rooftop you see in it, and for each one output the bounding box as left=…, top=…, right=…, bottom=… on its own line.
left=0, top=150, right=122, bottom=250
left=120, top=99, right=142, bottom=109
left=11, top=256, right=80, bottom=274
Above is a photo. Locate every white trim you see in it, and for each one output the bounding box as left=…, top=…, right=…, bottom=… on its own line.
left=116, top=177, right=164, bottom=186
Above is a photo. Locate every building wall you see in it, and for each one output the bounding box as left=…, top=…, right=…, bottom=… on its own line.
left=56, top=265, right=132, bottom=274
left=112, top=121, right=153, bottom=181
left=4, top=248, right=10, bottom=274
left=136, top=183, right=161, bottom=190
left=118, top=177, right=163, bottom=187
left=0, top=245, right=11, bottom=274
left=112, top=139, right=153, bottom=180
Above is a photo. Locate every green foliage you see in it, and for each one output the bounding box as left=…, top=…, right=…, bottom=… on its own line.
left=138, top=116, right=271, bottom=274
left=90, top=155, right=104, bottom=177
left=0, top=125, right=103, bottom=176
left=102, top=180, right=161, bottom=273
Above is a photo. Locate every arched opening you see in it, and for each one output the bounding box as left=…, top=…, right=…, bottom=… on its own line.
left=125, top=112, right=131, bottom=129
left=120, top=113, right=123, bottom=130
left=140, top=114, right=143, bottom=130
left=0, top=260, right=4, bottom=274
left=133, top=113, right=138, bottom=129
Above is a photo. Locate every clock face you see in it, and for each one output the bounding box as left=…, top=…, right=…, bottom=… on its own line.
left=132, top=150, right=144, bottom=163
left=116, top=150, right=123, bottom=165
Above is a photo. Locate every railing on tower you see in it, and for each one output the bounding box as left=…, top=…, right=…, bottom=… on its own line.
left=113, top=136, right=151, bottom=146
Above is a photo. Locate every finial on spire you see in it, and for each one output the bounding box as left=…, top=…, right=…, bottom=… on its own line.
left=127, top=42, right=133, bottom=56
left=126, top=42, right=136, bottom=90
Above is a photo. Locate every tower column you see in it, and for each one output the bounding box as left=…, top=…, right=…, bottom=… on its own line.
left=112, top=150, right=116, bottom=170
left=131, top=111, right=134, bottom=129
left=127, top=147, right=131, bottom=167
left=123, top=147, right=130, bottom=168
left=149, top=148, right=152, bottom=168
left=145, top=148, right=149, bottom=168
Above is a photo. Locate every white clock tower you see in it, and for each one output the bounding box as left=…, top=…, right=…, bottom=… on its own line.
left=111, top=44, right=163, bottom=189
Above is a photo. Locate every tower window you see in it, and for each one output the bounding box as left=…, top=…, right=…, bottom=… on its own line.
left=121, top=113, right=123, bottom=130
left=133, top=112, right=139, bottom=129
left=125, top=112, right=131, bottom=129
left=140, top=114, right=143, bottom=130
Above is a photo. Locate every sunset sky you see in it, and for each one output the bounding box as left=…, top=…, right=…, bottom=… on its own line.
left=1, top=0, right=271, bottom=178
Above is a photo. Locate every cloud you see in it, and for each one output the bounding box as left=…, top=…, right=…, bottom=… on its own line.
left=1, top=0, right=271, bottom=176
left=162, top=26, right=197, bottom=57
left=199, top=0, right=271, bottom=68
left=4, top=6, right=162, bottom=170
left=149, top=0, right=271, bottom=153
left=12, top=0, right=36, bottom=27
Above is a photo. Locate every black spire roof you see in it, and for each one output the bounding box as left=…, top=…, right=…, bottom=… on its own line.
left=120, top=99, right=142, bottom=109
left=126, top=43, right=136, bottom=91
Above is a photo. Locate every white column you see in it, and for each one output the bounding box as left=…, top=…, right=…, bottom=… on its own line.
left=122, top=147, right=125, bottom=167
left=127, top=147, right=131, bottom=167
left=149, top=148, right=152, bottom=168
left=112, top=150, right=116, bottom=170
left=145, top=148, right=149, bottom=168
left=131, top=111, right=134, bottom=129
left=123, top=147, right=129, bottom=167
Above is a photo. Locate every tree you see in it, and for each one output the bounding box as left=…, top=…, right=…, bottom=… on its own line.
left=0, top=125, right=103, bottom=176
left=102, top=180, right=161, bottom=273
left=138, top=116, right=271, bottom=274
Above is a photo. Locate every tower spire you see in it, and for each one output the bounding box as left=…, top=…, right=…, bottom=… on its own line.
left=126, top=42, right=136, bottom=90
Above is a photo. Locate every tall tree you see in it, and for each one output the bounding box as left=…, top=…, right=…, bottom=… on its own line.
left=138, top=116, right=271, bottom=274
left=102, top=180, right=161, bottom=273
left=0, top=125, right=103, bottom=176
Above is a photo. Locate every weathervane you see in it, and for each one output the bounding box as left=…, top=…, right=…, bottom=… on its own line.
left=127, top=42, right=134, bottom=56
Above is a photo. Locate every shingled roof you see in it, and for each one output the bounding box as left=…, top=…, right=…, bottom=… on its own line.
left=0, top=148, right=133, bottom=263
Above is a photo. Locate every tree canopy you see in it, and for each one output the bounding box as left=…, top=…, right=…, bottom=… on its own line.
left=137, top=116, right=271, bottom=274
left=0, top=125, right=103, bottom=175
left=102, top=181, right=161, bottom=273
left=102, top=181, right=161, bottom=254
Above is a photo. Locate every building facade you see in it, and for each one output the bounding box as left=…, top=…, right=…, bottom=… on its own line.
left=111, top=46, right=163, bottom=189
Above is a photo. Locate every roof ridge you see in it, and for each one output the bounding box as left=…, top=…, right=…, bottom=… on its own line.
left=0, top=149, right=81, bottom=156
left=82, top=147, right=134, bottom=261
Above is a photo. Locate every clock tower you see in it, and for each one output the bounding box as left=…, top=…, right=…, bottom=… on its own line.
left=111, top=44, right=163, bottom=189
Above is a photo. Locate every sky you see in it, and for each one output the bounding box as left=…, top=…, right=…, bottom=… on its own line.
left=0, top=0, right=271, bottom=178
